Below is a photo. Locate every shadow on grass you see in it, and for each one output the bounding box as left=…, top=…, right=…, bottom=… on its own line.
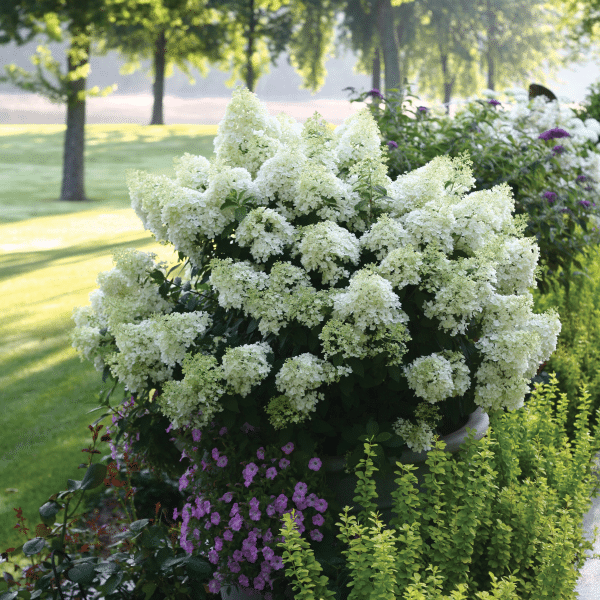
left=0, top=234, right=159, bottom=280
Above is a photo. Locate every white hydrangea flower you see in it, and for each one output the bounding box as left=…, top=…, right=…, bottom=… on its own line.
left=300, top=112, right=337, bottom=172
left=451, top=184, right=515, bottom=253
left=275, top=353, right=351, bottom=416
left=274, top=112, right=303, bottom=145
left=360, top=214, right=408, bottom=260
left=91, top=249, right=172, bottom=329
left=377, top=245, right=423, bottom=289
left=403, top=352, right=469, bottom=404
left=392, top=418, right=436, bottom=452
left=254, top=145, right=306, bottom=217
left=209, top=259, right=268, bottom=310
left=222, top=342, right=272, bottom=397
left=298, top=221, right=360, bottom=285
left=174, top=153, right=211, bottom=191
left=494, top=237, right=539, bottom=294
left=153, top=311, right=212, bottom=367
left=332, top=269, right=408, bottom=332
left=158, top=353, right=226, bottom=430
left=400, top=200, right=456, bottom=254
left=382, top=155, right=474, bottom=217
left=422, top=257, right=497, bottom=335
left=71, top=325, right=105, bottom=367
left=235, top=207, right=295, bottom=262
left=335, top=108, right=385, bottom=170
left=474, top=362, right=531, bottom=412
left=213, top=87, right=281, bottom=176
left=294, top=161, right=357, bottom=223
left=127, top=171, right=171, bottom=242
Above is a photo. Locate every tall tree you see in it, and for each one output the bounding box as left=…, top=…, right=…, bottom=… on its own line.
left=97, top=0, right=230, bottom=125
left=0, top=1, right=122, bottom=201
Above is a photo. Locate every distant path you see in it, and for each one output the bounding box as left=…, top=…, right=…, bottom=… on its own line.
left=0, top=93, right=367, bottom=125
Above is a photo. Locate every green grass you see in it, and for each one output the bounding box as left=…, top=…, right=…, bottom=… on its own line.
left=0, top=124, right=217, bottom=558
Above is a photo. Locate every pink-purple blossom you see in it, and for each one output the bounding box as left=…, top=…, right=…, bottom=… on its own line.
left=208, top=549, right=219, bottom=564
left=488, top=99, right=501, bottom=106
left=212, top=448, right=220, bottom=460
left=279, top=458, right=290, bottom=469
left=257, top=447, right=265, bottom=459
left=221, top=491, right=233, bottom=503
left=308, top=458, right=322, bottom=471
left=314, top=498, right=328, bottom=513
left=210, top=512, right=221, bottom=525
left=239, top=574, right=250, bottom=587
left=230, top=514, right=243, bottom=531
left=266, top=467, right=277, bottom=480
left=219, top=427, right=228, bottom=436
left=208, top=579, right=221, bottom=593
left=310, top=529, right=324, bottom=542
left=387, top=140, right=398, bottom=149
left=281, top=442, right=294, bottom=455
left=224, top=529, right=234, bottom=541
left=543, top=191, right=557, bottom=204
left=552, top=145, right=565, bottom=155
left=367, top=88, right=384, bottom=99
left=217, top=455, right=228, bottom=467
left=313, top=514, right=325, bottom=526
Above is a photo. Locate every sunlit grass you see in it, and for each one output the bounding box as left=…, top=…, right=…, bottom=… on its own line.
left=0, top=124, right=216, bottom=559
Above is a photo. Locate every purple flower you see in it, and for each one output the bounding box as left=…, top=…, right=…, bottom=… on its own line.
left=306, top=493, right=318, bottom=508
left=233, top=550, right=244, bottom=562
left=488, top=99, right=501, bottom=106
left=266, top=467, right=277, bottom=480
left=257, top=447, right=265, bottom=460
left=310, top=529, right=324, bottom=542
left=229, top=559, right=241, bottom=573
left=274, top=494, right=288, bottom=513
left=417, top=106, right=428, bottom=113
left=230, top=514, right=243, bottom=531
left=314, top=498, right=328, bottom=513
left=239, top=574, right=250, bottom=588
left=208, top=549, right=219, bottom=564
left=192, top=429, right=202, bottom=442
left=250, top=508, right=262, bottom=521
left=208, top=579, right=221, bottom=594
left=254, top=575, right=266, bottom=591
left=249, top=497, right=260, bottom=510
left=266, top=504, right=276, bottom=517
left=552, top=144, right=565, bottom=154
left=178, top=474, right=189, bottom=492
left=294, top=482, right=308, bottom=497
left=215, top=537, right=223, bottom=551
left=230, top=502, right=240, bottom=516
left=279, top=458, right=290, bottom=470
left=263, top=528, right=273, bottom=542
left=543, top=191, right=557, bottom=204
left=308, top=458, right=322, bottom=472
left=313, top=514, right=325, bottom=526
left=271, top=556, right=284, bottom=571
left=219, top=427, right=228, bottom=436
left=224, top=529, right=234, bottom=541
left=577, top=175, right=588, bottom=182
left=281, top=443, right=294, bottom=455
left=243, top=462, right=259, bottom=487
left=579, top=200, right=592, bottom=208
left=217, top=455, right=228, bottom=468
left=262, top=547, right=275, bottom=561
left=294, top=498, right=308, bottom=510
left=210, top=512, right=221, bottom=525
left=387, top=140, right=398, bottom=149
left=211, top=448, right=220, bottom=460
left=538, top=128, right=571, bottom=140
left=246, top=546, right=259, bottom=563
left=367, top=88, right=383, bottom=99
left=221, top=491, right=233, bottom=503
left=173, top=508, right=179, bottom=520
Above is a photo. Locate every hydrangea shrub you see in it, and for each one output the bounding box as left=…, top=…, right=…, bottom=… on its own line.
left=73, top=87, right=560, bottom=463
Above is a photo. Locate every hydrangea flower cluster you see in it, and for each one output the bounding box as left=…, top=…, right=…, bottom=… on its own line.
left=73, top=87, right=560, bottom=461
left=173, top=424, right=328, bottom=597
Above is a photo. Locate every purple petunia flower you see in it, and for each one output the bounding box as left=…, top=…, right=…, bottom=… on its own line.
left=314, top=498, right=328, bottom=513
left=306, top=493, right=318, bottom=508
left=257, top=447, right=265, bottom=460
left=274, top=494, right=288, bottom=513
left=173, top=508, right=179, bottom=520
left=262, top=547, right=275, bottom=561
left=233, top=550, right=244, bottom=562
left=387, top=140, right=398, bottom=149
left=266, top=467, right=277, bottom=480
left=543, top=191, right=557, bottom=204
left=229, top=559, right=241, bottom=573
left=211, top=512, right=221, bottom=525
left=579, top=200, right=592, bottom=208
left=230, top=514, right=243, bottom=531
left=281, top=443, right=294, bottom=455
left=254, top=575, right=266, bottom=591
left=266, top=504, right=276, bottom=517
left=263, top=528, right=273, bottom=542
left=192, top=429, right=202, bottom=442
left=313, top=514, right=325, bottom=526
left=552, top=145, right=565, bottom=155
left=211, top=448, right=220, bottom=460
left=308, top=458, right=322, bottom=472
left=294, top=482, right=308, bottom=497
left=538, top=128, right=571, bottom=141
left=271, top=556, right=284, bottom=571
left=239, top=574, right=250, bottom=588
left=219, top=427, right=228, bottom=436
left=224, top=529, right=234, bottom=541
left=310, top=529, right=324, bottom=542
left=221, top=491, right=233, bottom=503
left=217, top=455, right=228, bottom=468
left=367, top=88, right=384, bottom=99
left=243, top=462, right=259, bottom=487
left=279, top=458, right=290, bottom=470
left=215, top=537, right=223, bottom=551
left=208, top=579, right=221, bottom=594
left=250, top=508, right=262, bottom=521
left=488, top=99, right=501, bottom=106
left=208, top=549, right=219, bottom=564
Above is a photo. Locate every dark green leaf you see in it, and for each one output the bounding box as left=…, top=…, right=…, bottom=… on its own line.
left=129, top=519, right=150, bottom=533
left=66, top=562, right=96, bottom=585
left=99, top=571, right=124, bottom=596
left=221, top=396, right=240, bottom=413
left=39, top=501, right=60, bottom=526
left=81, top=463, right=107, bottom=491
left=67, top=479, right=82, bottom=492
left=23, top=537, right=45, bottom=557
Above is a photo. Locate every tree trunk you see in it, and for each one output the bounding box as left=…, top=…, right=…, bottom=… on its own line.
left=61, top=37, right=89, bottom=202
left=372, top=48, right=381, bottom=91
left=245, top=0, right=256, bottom=91
left=376, top=0, right=400, bottom=95
left=486, top=0, right=495, bottom=90
left=150, top=30, right=167, bottom=125
left=440, top=52, right=453, bottom=113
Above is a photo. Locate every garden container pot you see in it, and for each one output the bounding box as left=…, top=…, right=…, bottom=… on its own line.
left=323, top=407, right=490, bottom=527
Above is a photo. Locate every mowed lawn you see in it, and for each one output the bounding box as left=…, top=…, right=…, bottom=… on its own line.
left=0, top=124, right=217, bottom=555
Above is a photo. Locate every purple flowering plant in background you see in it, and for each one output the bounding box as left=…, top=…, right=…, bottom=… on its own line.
left=488, top=99, right=501, bottom=106
left=170, top=421, right=331, bottom=597
left=538, top=128, right=571, bottom=141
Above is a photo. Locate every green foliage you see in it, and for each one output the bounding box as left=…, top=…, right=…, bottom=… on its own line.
left=278, top=375, right=600, bottom=599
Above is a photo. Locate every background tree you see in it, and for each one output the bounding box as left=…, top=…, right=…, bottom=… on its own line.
left=97, top=0, right=231, bottom=125
left=0, top=1, right=128, bottom=201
